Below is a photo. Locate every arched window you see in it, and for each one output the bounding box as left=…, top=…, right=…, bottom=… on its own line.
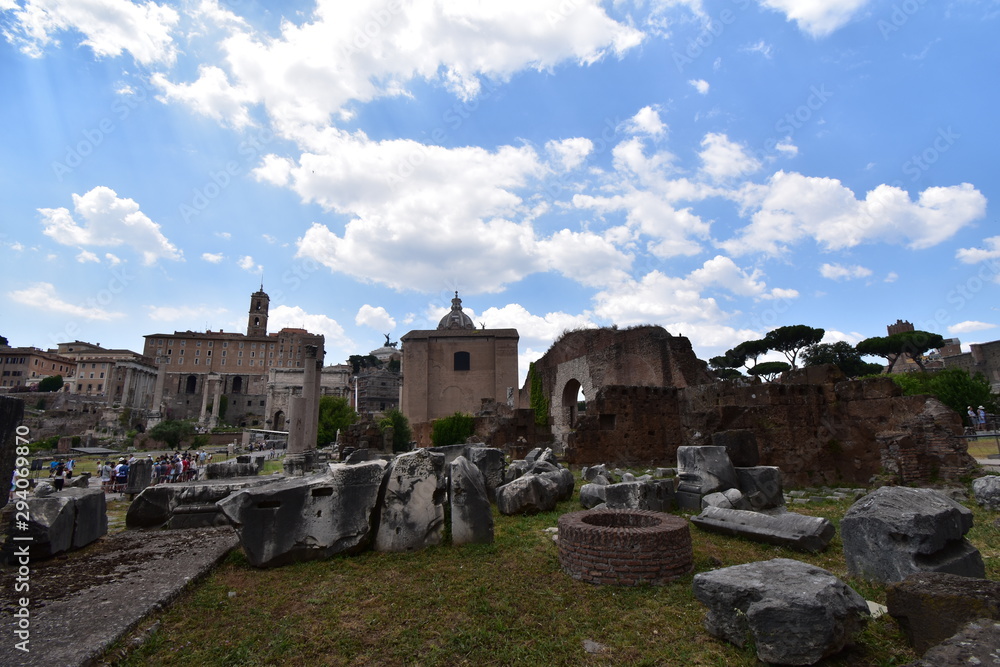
left=232, top=376, right=243, bottom=394
left=185, top=375, right=197, bottom=394
left=454, top=351, right=470, bottom=371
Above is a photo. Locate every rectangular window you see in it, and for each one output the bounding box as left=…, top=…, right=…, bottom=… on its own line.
left=223, top=341, right=228, bottom=348
left=221, top=359, right=226, bottom=366
left=207, top=350, right=212, bottom=357
left=194, top=359, right=200, bottom=365
left=99, top=372, right=104, bottom=378
left=197, top=341, right=202, bottom=346
left=195, top=350, right=200, bottom=356
left=181, top=340, right=186, bottom=346
left=237, top=360, right=242, bottom=366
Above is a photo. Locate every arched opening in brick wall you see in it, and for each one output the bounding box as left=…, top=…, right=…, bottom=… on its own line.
left=184, top=375, right=197, bottom=394
left=272, top=409, right=285, bottom=431
left=562, top=379, right=586, bottom=428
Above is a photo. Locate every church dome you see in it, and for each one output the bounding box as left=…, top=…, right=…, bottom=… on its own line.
left=438, top=292, right=475, bottom=330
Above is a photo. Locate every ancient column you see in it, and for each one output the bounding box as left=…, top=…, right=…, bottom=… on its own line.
left=283, top=345, right=321, bottom=475
left=209, top=374, right=223, bottom=428
left=198, top=375, right=211, bottom=425
left=148, top=357, right=167, bottom=427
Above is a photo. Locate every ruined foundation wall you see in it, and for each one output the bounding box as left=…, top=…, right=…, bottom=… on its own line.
left=565, top=376, right=976, bottom=487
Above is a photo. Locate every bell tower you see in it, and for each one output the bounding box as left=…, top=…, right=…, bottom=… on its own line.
left=247, top=284, right=269, bottom=337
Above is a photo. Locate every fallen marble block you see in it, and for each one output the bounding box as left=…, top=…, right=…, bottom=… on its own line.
left=691, top=506, right=835, bottom=553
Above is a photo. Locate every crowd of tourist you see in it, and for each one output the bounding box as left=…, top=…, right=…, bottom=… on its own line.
left=95, top=451, right=212, bottom=493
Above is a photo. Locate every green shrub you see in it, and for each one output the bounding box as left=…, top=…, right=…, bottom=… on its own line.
left=431, top=412, right=475, bottom=447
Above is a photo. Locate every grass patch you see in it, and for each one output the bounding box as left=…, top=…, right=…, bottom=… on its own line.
left=967, top=435, right=1000, bottom=459
left=101, top=487, right=999, bottom=667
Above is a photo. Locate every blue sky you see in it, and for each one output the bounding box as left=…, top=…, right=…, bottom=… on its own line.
left=1, top=0, right=998, bottom=384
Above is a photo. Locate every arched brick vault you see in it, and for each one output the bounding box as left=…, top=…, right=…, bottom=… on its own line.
left=522, top=326, right=715, bottom=452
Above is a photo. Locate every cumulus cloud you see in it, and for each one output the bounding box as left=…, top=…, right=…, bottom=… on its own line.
left=689, top=79, right=709, bottom=94
left=152, top=65, right=255, bottom=128
left=355, top=304, right=396, bottom=331
left=757, top=0, right=872, bottom=37
left=948, top=321, right=996, bottom=335
left=625, top=105, right=667, bottom=138
left=819, top=262, right=873, bottom=281
left=76, top=250, right=100, bottom=263
left=2, top=0, right=179, bottom=64
left=155, top=0, right=642, bottom=131
left=956, top=236, right=1000, bottom=263
left=545, top=137, right=594, bottom=171
left=237, top=255, right=260, bottom=272
left=268, top=305, right=352, bottom=355
left=720, top=172, right=987, bottom=256
left=38, top=186, right=182, bottom=265
left=698, top=133, right=761, bottom=181
left=9, top=282, right=123, bottom=320
left=202, top=252, right=224, bottom=263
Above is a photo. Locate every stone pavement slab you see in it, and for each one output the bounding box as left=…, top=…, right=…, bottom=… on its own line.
left=0, top=526, right=237, bottom=667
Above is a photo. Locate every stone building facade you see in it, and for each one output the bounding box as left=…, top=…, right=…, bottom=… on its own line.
left=143, top=287, right=324, bottom=426
left=0, top=346, right=75, bottom=391
left=400, top=293, right=519, bottom=445
left=265, top=363, right=351, bottom=431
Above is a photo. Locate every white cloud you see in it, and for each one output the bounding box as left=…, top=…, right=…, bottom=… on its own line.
left=721, top=172, right=987, bottom=256
left=757, top=0, right=872, bottom=37
left=38, top=186, right=182, bottom=265
left=545, top=137, right=594, bottom=171
left=478, top=303, right=596, bottom=344
left=956, top=235, right=1000, bottom=263
left=742, top=40, right=773, bottom=58
left=9, top=282, right=123, bottom=320
left=948, top=321, right=997, bottom=335
left=152, top=65, right=255, bottom=128
left=625, top=105, right=667, bottom=138
left=104, top=252, right=121, bottom=266
left=535, top=229, right=632, bottom=287
left=819, top=262, right=873, bottom=281
left=884, top=272, right=898, bottom=283
left=156, top=0, right=642, bottom=131
left=689, top=255, right=795, bottom=299
left=237, top=256, right=258, bottom=272
left=689, top=78, right=709, bottom=94
left=76, top=250, right=100, bottom=263
left=355, top=304, right=396, bottom=331
left=268, top=305, right=353, bottom=359
left=2, top=0, right=179, bottom=64
left=201, top=252, right=224, bottom=263
left=775, top=139, right=798, bottom=157
left=698, top=133, right=761, bottom=181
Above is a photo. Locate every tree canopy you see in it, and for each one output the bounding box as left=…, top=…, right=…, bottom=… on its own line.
left=317, top=395, right=357, bottom=447
left=802, top=342, right=883, bottom=378
left=856, top=330, right=945, bottom=373
left=378, top=408, right=412, bottom=452
left=431, top=412, right=475, bottom=447
left=747, top=361, right=791, bottom=382
left=348, top=354, right=382, bottom=375
left=37, top=374, right=63, bottom=392
left=148, top=420, right=195, bottom=450
left=763, top=325, right=825, bottom=369
left=890, top=369, right=996, bottom=425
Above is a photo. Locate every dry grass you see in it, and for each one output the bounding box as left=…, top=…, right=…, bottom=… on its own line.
left=98, top=480, right=1000, bottom=667
left=967, top=435, right=1000, bottom=459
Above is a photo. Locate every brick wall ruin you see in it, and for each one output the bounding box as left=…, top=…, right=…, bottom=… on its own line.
left=563, top=369, right=976, bottom=487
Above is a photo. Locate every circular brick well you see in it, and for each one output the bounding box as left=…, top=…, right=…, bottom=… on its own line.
left=557, top=509, right=693, bottom=586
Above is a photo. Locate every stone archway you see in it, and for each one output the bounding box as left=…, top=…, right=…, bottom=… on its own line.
left=272, top=410, right=285, bottom=431
left=561, top=379, right=585, bottom=429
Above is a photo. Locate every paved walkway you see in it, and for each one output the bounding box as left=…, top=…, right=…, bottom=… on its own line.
left=0, top=526, right=237, bottom=667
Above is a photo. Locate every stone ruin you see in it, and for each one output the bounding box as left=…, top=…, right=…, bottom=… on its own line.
left=133, top=443, right=562, bottom=568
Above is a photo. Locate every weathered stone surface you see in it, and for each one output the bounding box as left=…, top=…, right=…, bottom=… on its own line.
left=540, top=467, right=575, bottom=502
left=126, top=476, right=280, bottom=529
left=677, top=446, right=738, bottom=495
left=68, top=472, right=91, bottom=488
left=579, top=482, right=607, bottom=509
left=701, top=488, right=749, bottom=510
left=735, top=466, right=784, bottom=510
left=427, top=444, right=468, bottom=465
left=886, top=572, right=1000, bottom=654
left=375, top=449, right=447, bottom=552
left=972, top=474, right=1000, bottom=511
left=465, top=446, right=506, bottom=502
left=496, top=473, right=560, bottom=515
left=907, top=619, right=1000, bottom=666
left=206, top=454, right=264, bottom=479
left=841, top=486, right=985, bottom=583
left=219, top=461, right=388, bottom=567
left=62, top=487, right=108, bottom=549
left=693, top=558, right=869, bottom=665
left=33, top=480, right=55, bottom=497
left=605, top=480, right=675, bottom=512
left=449, top=456, right=493, bottom=545
left=125, top=458, right=153, bottom=495
left=711, top=429, right=759, bottom=467
left=502, top=459, right=530, bottom=484
left=0, top=395, right=23, bottom=512
left=582, top=464, right=609, bottom=482
left=691, top=506, right=836, bottom=553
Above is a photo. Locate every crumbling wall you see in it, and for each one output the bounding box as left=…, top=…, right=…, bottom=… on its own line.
left=0, top=395, right=25, bottom=511
left=565, top=371, right=975, bottom=487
